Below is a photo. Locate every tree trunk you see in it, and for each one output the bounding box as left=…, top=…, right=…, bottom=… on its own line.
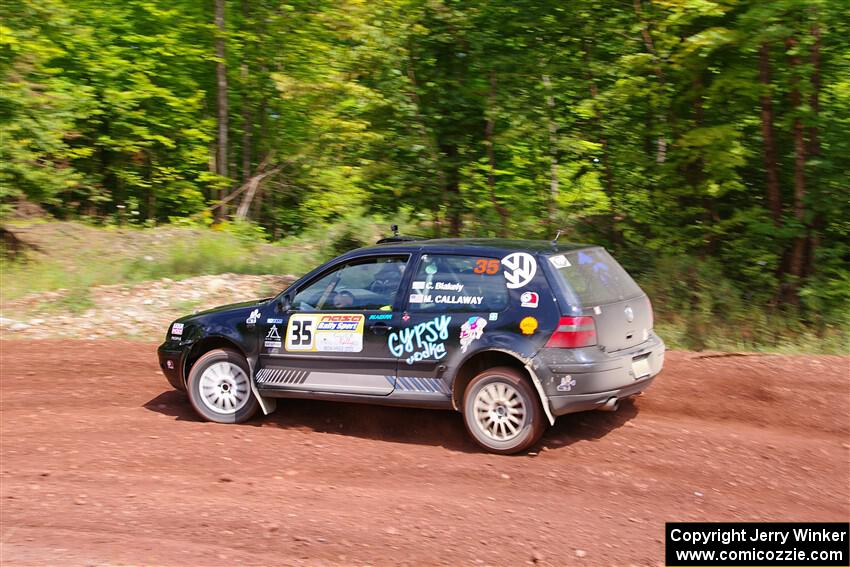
left=803, top=21, right=822, bottom=281
left=686, top=73, right=705, bottom=189
left=206, top=164, right=279, bottom=219
left=758, top=42, right=782, bottom=227
left=236, top=168, right=280, bottom=221
left=440, top=142, right=462, bottom=237
left=633, top=0, right=667, bottom=163
left=807, top=23, right=821, bottom=158
left=145, top=152, right=155, bottom=222
left=251, top=182, right=264, bottom=219
left=689, top=73, right=718, bottom=255
left=240, top=64, right=252, bottom=185
left=432, top=208, right=442, bottom=238
left=542, top=74, right=559, bottom=225
left=214, top=0, right=229, bottom=222
left=405, top=59, right=447, bottom=235
left=485, top=71, right=509, bottom=236
left=785, top=36, right=808, bottom=303
left=583, top=39, right=620, bottom=245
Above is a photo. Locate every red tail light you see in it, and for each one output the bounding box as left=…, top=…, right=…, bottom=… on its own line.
left=546, top=316, right=597, bottom=348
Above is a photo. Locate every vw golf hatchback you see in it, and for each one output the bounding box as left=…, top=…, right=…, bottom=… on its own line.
left=158, top=237, right=665, bottom=454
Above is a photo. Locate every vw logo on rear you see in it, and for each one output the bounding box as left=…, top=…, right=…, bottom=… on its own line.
left=501, top=252, right=537, bottom=289
left=624, top=305, right=634, bottom=323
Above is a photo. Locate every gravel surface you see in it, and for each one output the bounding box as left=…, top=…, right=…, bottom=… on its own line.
left=0, top=341, right=848, bottom=566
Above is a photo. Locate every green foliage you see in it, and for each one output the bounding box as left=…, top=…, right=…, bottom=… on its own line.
left=125, top=235, right=301, bottom=280
left=319, top=211, right=384, bottom=257
left=641, top=255, right=848, bottom=354
left=1, top=0, right=848, bottom=350
left=51, top=287, right=96, bottom=315
left=0, top=222, right=320, bottom=302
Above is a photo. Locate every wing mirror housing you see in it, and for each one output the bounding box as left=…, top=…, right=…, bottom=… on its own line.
left=277, top=295, right=291, bottom=312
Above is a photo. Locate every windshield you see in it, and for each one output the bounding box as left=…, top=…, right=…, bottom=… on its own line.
left=547, top=248, right=643, bottom=307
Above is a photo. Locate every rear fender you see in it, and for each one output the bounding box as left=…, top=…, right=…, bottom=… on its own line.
left=451, top=335, right=555, bottom=426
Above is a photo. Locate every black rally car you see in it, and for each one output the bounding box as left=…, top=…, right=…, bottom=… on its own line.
left=158, top=237, right=665, bottom=454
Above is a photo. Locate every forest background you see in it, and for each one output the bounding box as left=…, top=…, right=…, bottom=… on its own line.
left=1, top=0, right=848, bottom=352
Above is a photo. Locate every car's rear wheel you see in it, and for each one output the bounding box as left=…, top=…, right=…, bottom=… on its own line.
left=462, top=367, right=546, bottom=454
left=187, top=349, right=259, bottom=424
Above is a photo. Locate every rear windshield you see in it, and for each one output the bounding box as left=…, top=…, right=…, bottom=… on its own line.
left=547, top=248, right=643, bottom=306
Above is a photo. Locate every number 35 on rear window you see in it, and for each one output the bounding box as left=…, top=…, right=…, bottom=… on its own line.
left=473, top=258, right=500, bottom=275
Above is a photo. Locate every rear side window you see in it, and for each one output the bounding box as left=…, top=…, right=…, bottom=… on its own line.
left=408, top=254, right=508, bottom=312
left=548, top=248, right=642, bottom=306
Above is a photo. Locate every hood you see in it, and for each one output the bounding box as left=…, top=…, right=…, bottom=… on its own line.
left=175, top=297, right=273, bottom=324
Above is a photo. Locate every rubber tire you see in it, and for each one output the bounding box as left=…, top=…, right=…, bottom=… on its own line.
left=462, top=366, right=547, bottom=455
left=187, top=349, right=259, bottom=424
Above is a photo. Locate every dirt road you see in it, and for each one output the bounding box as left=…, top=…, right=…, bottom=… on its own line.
left=1, top=340, right=848, bottom=566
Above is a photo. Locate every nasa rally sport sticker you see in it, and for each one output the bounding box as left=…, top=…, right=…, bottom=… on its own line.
left=501, top=252, right=537, bottom=289
left=285, top=314, right=365, bottom=353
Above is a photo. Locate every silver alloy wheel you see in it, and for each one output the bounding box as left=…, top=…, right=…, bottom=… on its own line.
left=198, top=361, right=251, bottom=415
left=473, top=382, right=527, bottom=441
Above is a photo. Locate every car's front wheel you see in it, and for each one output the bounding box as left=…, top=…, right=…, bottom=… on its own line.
left=187, top=349, right=259, bottom=424
left=462, top=367, right=546, bottom=454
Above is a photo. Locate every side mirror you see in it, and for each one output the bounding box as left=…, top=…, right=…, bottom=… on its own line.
left=277, top=295, right=291, bottom=312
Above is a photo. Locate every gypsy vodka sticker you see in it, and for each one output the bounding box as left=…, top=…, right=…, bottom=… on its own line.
left=388, top=315, right=451, bottom=365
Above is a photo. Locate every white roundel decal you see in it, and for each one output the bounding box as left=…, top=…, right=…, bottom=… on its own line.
left=501, top=252, right=537, bottom=289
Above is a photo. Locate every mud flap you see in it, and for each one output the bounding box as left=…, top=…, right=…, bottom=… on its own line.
left=525, top=363, right=555, bottom=426
left=249, top=379, right=275, bottom=415
left=247, top=357, right=276, bottom=415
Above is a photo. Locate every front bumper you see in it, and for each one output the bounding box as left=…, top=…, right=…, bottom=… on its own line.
left=531, top=332, right=665, bottom=417
left=157, top=343, right=186, bottom=391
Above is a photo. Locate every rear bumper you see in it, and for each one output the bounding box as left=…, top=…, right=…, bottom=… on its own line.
left=548, top=376, right=655, bottom=415
left=157, top=343, right=186, bottom=391
left=531, top=332, right=665, bottom=417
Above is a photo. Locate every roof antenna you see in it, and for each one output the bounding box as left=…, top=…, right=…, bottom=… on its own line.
left=391, top=224, right=399, bottom=237
left=551, top=229, right=562, bottom=247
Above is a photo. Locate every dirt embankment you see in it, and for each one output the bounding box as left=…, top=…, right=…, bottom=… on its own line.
left=1, top=273, right=294, bottom=340
left=1, top=341, right=848, bottom=566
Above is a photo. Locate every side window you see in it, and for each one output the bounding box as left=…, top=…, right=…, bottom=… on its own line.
left=408, top=254, right=508, bottom=312
left=292, top=255, right=408, bottom=311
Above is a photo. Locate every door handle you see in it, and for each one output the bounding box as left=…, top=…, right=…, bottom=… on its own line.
left=371, top=323, right=393, bottom=335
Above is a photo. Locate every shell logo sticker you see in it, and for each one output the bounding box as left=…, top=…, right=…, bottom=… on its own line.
left=519, top=316, right=538, bottom=335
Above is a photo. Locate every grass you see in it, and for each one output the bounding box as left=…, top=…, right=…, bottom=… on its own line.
left=654, top=319, right=849, bottom=355
left=639, top=256, right=849, bottom=355
left=169, top=298, right=205, bottom=314
left=52, top=287, right=96, bottom=315
left=2, top=219, right=847, bottom=354
left=0, top=221, right=323, bottom=303
left=123, top=233, right=317, bottom=282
